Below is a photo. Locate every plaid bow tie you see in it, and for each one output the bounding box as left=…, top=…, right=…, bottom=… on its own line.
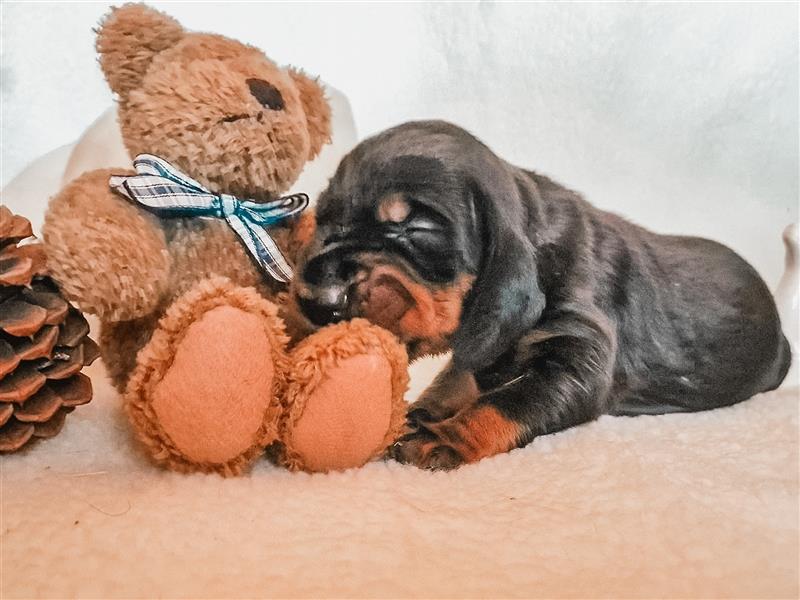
left=109, top=154, right=308, bottom=283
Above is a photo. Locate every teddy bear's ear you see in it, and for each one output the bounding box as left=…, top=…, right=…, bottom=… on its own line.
left=288, top=69, right=332, bottom=160
left=96, top=3, right=185, bottom=97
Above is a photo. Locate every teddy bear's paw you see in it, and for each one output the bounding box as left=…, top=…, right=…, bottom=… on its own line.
left=280, top=320, right=410, bottom=473
left=285, top=353, right=394, bottom=472
left=125, top=280, right=290, bottom=476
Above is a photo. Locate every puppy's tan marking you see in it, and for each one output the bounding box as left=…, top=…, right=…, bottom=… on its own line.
left=429, top=405, right=520, bottom=463
left=396, top=405, right=521, bottom=469
left=376, top=192, right=411, bottom=223
left=359, top=265, right=474, bottom=353
left=398, top=273, right=474, bottom=344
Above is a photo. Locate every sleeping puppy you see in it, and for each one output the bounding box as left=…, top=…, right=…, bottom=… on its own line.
left=293, top=120, right=792, bottom=470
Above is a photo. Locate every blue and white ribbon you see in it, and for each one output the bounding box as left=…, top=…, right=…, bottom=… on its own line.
left=109, top=154, right=308, bottom=283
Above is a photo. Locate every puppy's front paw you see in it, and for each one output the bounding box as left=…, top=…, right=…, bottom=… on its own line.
left=391, top=429, right=465, bottom=471
left=391, top=405, right=522, bottom=471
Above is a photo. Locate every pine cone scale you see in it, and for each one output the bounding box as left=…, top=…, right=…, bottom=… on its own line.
left=39, top=347, right=85, bottom=380
left=0, top=339, right=21, bottom=378
left=32, top=408, right=68, bottom=439
left=0, top=365, right=47, bottom=403
left=0, top=403, right=13, bottom=427
left=0, top=299, right=48, bottom=337
left=13, top=387, right=63, bottom=422
left=22, top=289, right=70, bottom=325
left=9, top=324, right=59, bottom=361
left=57, top=309, right=91, bottom=347
left=8, top=244, right=48, bottom=277
left=82, top=338, right=101, bottom=365
left=0, top=206, right=33, bottom=246
left=0, top=420, right=35, bottom=452
left=52, top=373, right=93, bottom=407
left=0, top=256, right=34, bottom=286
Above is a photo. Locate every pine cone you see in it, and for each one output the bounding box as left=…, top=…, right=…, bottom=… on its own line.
left=0, top=206, right=99, bottom=452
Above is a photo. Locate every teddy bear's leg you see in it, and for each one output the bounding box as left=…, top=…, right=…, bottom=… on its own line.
left=99, top=312, right=162, bottom=394
left=125, top=277, right=290, bottom=476
left=43, top=168, right=171, bottom=322
left=280, top=319, right=409, bottom=472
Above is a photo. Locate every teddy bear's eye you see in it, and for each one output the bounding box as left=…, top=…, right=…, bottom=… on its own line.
left=246, top=78, right=285, bottom=111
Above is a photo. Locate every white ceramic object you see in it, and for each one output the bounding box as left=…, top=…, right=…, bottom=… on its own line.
left=60, top=108, right=130, bottom=188
left=775, top=223, right=799, bottom=388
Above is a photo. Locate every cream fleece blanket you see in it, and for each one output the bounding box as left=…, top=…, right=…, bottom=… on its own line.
left=2, top=353, right=798, bottom=599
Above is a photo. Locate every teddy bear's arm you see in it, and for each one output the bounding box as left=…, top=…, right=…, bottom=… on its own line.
left=43, top=168, right=171, bottom=321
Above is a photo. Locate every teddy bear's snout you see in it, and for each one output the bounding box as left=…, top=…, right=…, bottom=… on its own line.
left=246, top=78, right=285, bottom=111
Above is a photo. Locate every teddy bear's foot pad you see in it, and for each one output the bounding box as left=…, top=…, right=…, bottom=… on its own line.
left=149, top=306, right=275, bottom=465
left=289, top=354, right=394, bottom=472
left=281, top=319, right=409, bottom=473
left=126, top=278, right=289, bottom=475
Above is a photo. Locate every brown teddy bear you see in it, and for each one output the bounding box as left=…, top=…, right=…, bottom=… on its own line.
left=42, top=3, right=408, bottom=475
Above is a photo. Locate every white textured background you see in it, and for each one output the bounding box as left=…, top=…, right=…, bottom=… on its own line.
left=1, top=1, right=798, bottom=286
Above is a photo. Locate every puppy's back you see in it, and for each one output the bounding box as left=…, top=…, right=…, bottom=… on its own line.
left=606, top=223, right=791, bottom=413
left=523, top=170, right=791, bottom=414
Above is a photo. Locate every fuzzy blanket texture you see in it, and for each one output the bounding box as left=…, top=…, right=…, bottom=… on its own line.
left=2, top=353, right=798, bottom=599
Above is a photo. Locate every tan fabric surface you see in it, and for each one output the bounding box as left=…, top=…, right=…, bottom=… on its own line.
left=2, top=355, right=798, bottom=599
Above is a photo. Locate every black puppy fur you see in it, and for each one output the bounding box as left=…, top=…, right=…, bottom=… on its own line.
left=295, top=120, right=791, bottom=470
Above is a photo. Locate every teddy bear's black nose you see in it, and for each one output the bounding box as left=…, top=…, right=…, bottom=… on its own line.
left=246, top=78, right=284, bottom=111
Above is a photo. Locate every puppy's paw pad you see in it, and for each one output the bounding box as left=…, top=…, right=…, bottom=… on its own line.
left=391, top=431, right=465, bottom=471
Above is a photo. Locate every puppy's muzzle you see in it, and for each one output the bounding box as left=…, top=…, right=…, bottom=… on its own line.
left=296, top=246, right=356, bottom=326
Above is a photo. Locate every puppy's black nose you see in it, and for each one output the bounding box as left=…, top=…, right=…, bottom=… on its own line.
left=246, top=78, right=285, bottom=111
left=298, top=248, right=357, bottom=326
left=298, top=289, right=347, bottom=327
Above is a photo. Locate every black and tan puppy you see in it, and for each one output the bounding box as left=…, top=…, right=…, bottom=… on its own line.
left=293, top=120, right=791, bottom=470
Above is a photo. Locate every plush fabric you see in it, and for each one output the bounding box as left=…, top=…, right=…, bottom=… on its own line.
left=97, top=5, right=331, bottom=196
left=126, top=277, right=289, bottom=476
left=2, top=350, right=797, bottom=598
left=146, top=307, right=276, bottom=466
left=125, top=279, right=409, bottom=476
left=41, top=4, right=333, bottom=395
left=43, top=167, right=170, bottom=323
left=287, top=354, right=394, bottom=472
left=282, top=319, right=409, bottom=472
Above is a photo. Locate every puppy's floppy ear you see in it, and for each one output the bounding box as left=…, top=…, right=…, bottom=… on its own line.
left=96, top=3, right=185, bottom=98
left=287, top=68, right=332, bottom=160
left=451, top=171, right=545, bottom=372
